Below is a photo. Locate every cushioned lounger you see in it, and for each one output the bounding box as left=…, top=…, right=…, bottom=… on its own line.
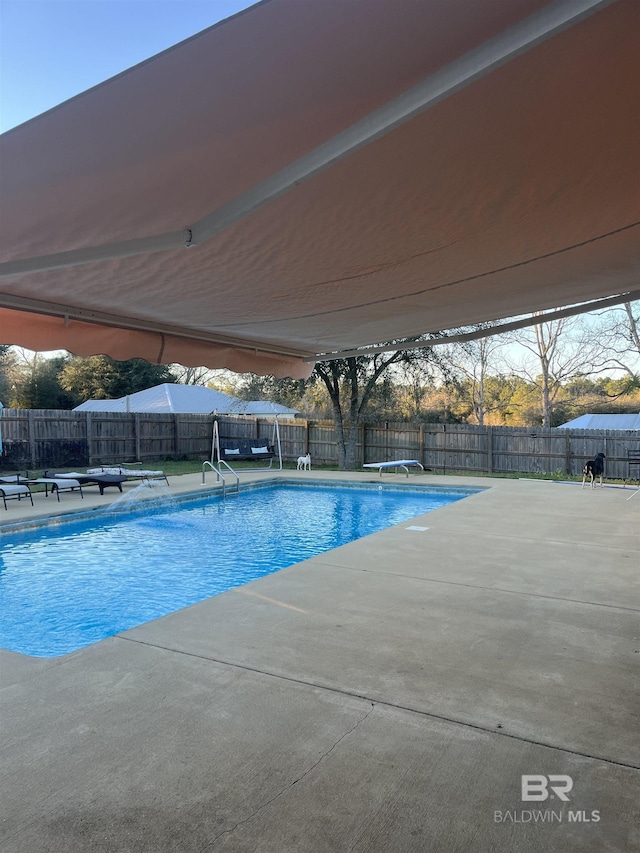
left=45, top=471, right=127, bottom=495
left=87, top=466, right=168, bottom=485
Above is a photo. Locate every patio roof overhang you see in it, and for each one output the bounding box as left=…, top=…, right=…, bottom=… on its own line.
left=1, top=0, right=638, bottom=379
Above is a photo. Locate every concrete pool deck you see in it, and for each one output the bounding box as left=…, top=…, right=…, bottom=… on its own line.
left=1, top=470, right=639, bottom=852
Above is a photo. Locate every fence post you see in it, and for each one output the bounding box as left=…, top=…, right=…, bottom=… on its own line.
left=86, top=412, right=93, bottom=466
left=487, top=426, right=493, bottom=474
left=442, top=424, right=447, bottom=475
left=305, top=420, right=311, bottom=455
left=134, top=414, right=141, bottom=462
left=174, top=414, right=179, bottom=458
left=27, top=410, right=37, bottom=469
left=359, top=422, right=366, bottom=466
left=565, top=432, right=571, bottom=475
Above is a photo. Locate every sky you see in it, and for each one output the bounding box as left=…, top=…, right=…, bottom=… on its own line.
left=0, top=0, right=257, bottom=132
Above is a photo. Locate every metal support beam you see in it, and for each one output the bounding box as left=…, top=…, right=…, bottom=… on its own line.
left=0, top=292, right=311, bottom=360
left=189, top=0, right=610, bottom=246
left=309, top=289, right=640, bottom=362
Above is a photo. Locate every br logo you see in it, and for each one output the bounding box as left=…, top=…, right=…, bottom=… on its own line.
left=521, top=775, right=573, bottom=802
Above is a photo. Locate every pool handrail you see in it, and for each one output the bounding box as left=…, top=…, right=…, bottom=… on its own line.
left=218, top=460, right=240, bottom=494
left=201, top=460, right=239, bottom=496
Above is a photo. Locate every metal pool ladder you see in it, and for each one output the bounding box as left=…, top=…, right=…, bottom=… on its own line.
left=202, top=461, right=240, bottom=497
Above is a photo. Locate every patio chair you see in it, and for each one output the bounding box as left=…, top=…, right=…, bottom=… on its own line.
left=0, top=483, right=34, bottom=510
left=625, top=450, right=640, bottom=487
left=625, top=449, right=640, bottom=500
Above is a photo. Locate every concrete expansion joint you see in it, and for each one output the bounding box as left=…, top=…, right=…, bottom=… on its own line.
left=116, top=639, right=640, bottom=770
left=196, top=703, right=376, bottom=852
left=338, top=564, right=640, bottom=613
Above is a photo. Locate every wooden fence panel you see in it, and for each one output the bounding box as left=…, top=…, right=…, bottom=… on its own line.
left=308, top=421, right=337, bottom=465
left=217, top=416, right=258, bottom=441
left=365, top=424, right=421, bottom=465
left=91, top=414, right=136, bottom=464
left=490, top=429, right=565, bottom=475
left=269, top=419, right=305, bottom=459
left=175, top=414, right=212, bottom=459
left=136, top=414, right=177, bottom=460
left=439, top=425, right=489, bottom=473
left=32, top=410, right=87, bottom=470
left=0, top=409, right=88, bottom=470
left=420, top=425, right=488, bottom=474
left=567, top=430, right=640, bottom=480
left=421, top=425, right=446, bottom=472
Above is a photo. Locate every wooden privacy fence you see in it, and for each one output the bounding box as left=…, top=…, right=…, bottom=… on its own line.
left=360, top=423, right=640, bottom=480
left=0, top=408, right=639, bottom=479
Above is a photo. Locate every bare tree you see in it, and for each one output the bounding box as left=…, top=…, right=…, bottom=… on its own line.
left=314, top=347, right=443, bottom=469
left=505, top=315, right=610, bottom=427
left=169, top=364, right=225, bottom=386
left=440, top=324, right=507, bottom=425
left=591, top=300, right=640, bottom=380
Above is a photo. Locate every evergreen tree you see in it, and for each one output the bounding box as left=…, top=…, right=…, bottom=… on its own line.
left=59, top=356, right=176, bottom=402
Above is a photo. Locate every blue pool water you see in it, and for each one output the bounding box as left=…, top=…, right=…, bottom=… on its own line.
left=0, top=482, right=472, bottom=657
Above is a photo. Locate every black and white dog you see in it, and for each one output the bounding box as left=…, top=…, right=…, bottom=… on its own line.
left=582, top=452, right=605, bottom=489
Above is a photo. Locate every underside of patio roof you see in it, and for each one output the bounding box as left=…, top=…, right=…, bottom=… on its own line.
left=1, top=0, right=638, bottom=378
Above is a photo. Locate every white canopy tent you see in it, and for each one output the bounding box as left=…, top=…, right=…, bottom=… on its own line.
left=74, top=384, right=242, bottom=414
left=1, top=0, right=639, bottom=378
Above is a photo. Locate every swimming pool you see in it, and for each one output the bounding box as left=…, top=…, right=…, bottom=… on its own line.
left=0, top=481, right=475, bottom=657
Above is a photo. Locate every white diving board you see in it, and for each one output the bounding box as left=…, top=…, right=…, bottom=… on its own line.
left=363, top=460, right=425, bottom=478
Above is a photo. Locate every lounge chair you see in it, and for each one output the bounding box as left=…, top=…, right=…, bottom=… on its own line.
left=87, top=465, right=169, bottom=485
left=0, top=483, right=34, bottom=510
left=44, top=471, right=128, bottom=495
left=31, top=478, right=84, bottom=501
